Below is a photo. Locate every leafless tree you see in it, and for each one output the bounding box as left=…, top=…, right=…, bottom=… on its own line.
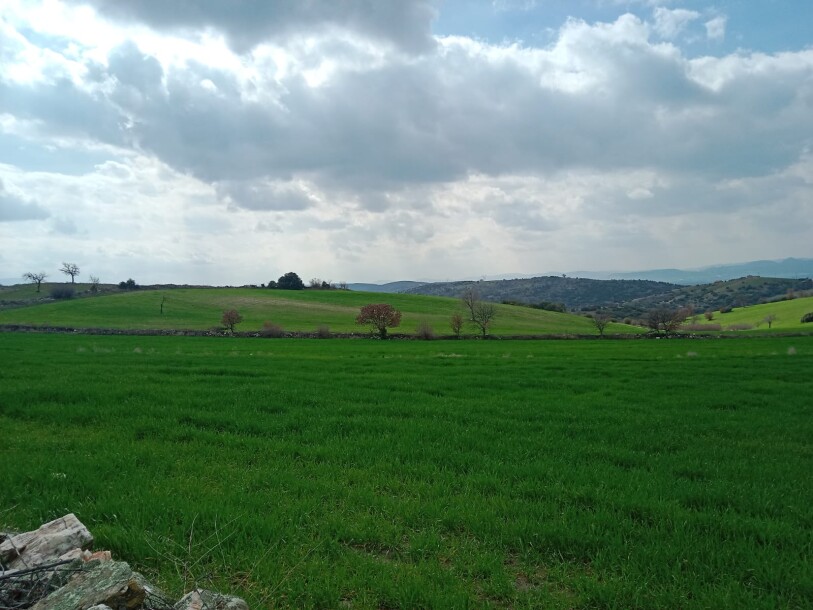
left=23, top=271, right=47, bottom=292
left=646, top=308, right=688, bottom=335
left=592, top=313, right=611, bottom=337
left=89, top=275, right=100, bottom=293
left=471, top=301, right=497, bottom=337
left=450, top=312, right=464, bottom=338
left=762, top=314, right=777, bottom=329
left=460, top=285, right=480, bottom=322
left=59, top=262, right=80, bottom=283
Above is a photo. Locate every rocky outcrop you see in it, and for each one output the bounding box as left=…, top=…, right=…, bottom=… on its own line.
left=0, top=515, right=248, bottom=610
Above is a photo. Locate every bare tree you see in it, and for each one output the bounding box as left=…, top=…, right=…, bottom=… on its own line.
left=59, top=262, right=80, bottom=284
left=23, top=272, right=47, bottom=292
left=450, top=312, right=464, bottom=338
left=89, top=275, right=100, bottom=293
left=471, top=301, right=497, bottom=337
left=762, top=314, right=777, bottom=329
left=460, top=285, right=480, bottom=322
left=592, top=313, right=611, bottom=337
left=646, top=308, right=688, bottom=335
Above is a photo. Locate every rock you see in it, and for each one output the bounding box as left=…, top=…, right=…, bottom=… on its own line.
left=0, top=513, right=93, bottom=569
left=31, top=559, right=146, bottom=610
left=87, top=606, right=114, bottom=610
left=174, top=589, right=249, bottom=610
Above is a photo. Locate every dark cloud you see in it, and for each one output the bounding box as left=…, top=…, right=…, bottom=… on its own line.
left=0, top=179, right=50, bottom=222
left=65, top=0, right=438, bottom=54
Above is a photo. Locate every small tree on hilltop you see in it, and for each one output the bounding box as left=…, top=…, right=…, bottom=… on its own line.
left=89, top=275, right=100, bottom=293
left=356, top=304, right=402, bottom=339
left=23, top=271, right=47, bottom=292
left=762, top=314, right=777, bottom=329
left=60, top=262, right=80, bottom=284
left=222, top=309, right=243, bottom=333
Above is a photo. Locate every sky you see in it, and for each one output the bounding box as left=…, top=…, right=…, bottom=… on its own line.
left=1, top=0, right=812, bottom=285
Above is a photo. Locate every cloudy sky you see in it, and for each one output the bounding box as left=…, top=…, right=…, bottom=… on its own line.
left=1, top=0, right=811, bottom=285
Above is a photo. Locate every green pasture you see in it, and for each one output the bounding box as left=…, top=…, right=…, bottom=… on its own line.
left=1, top=334, right=811, bottom=609
left=0, top=287, right=638, bottom=336
left=712, top=295, right=813, bottom=332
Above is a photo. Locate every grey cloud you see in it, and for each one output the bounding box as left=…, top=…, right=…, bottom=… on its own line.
left=0, top=179, right=50, bottom=221
left=216, top=180, right=315, bottom=211
left=65, top=0, right=438, bottom=54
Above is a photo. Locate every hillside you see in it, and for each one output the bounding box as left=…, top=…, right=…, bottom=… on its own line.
left=347, top=281, right=427, bottom=293
left=406, top=275, right=813, bottom=318
left=407, top=277, right=678, bottom=309
left=709, top=295, right=813, bottom=332
left=0, top=286, right=639, bottom=336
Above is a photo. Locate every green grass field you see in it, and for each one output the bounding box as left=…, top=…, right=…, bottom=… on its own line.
left=0, top=286, right=639, bottom=336
left=712, top=296, right=813, bottom=332
left=1, top=333, right=811, bottom=609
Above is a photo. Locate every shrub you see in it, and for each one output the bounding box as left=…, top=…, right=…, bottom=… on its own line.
left=119, top=279, right=138, bottom=290
left=50, top=286, right=74, bottom=300
left=415, top=320, right=434, bottom=340
left=801, top=312, right=813, bottom=324
left=316, top=325, right=331, bottom=338
left=450, top=312, right=464, bottom=338
left=261, top=321, right=284, bottom=338
left=720, top=306, right=733, bottom=314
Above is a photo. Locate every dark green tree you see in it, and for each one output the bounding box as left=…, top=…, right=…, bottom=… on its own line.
left=277, top=272, right=305, bottom=290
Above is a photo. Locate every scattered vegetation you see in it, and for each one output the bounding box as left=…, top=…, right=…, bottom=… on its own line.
left=49, top=286, right=74, bottom=300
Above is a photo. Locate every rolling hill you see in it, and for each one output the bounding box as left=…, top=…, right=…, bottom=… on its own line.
left=0, top=285, right=639, bottom=336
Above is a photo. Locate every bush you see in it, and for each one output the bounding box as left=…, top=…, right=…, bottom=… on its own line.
left=119, top=279, right=138, bottom=290
left=801, top=312, right=813, bottom=324
left=720, top=306, right=733, bottom=314
left=315, top=325, right=331, bottom=338
left=261, top=321, right=284, bottom=338
left=415, top=320, right=434, bottom=340
left=50, top=286, right=74, bottom=300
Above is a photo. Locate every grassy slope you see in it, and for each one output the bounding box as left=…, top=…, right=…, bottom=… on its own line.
left=1, top=334, right=811, bottom=609
left=0, top=287, right=640, bottom=336
left=712, top=295, right=813, bottom=331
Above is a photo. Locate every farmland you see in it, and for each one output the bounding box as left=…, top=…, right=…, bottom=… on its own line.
left=0, top=287, right=640, bottom=336
left=1, top=333, right=811, bottom=609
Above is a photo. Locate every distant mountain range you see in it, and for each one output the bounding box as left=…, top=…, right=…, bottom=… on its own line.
left=346, top=281, right=428, bottom=293
left=348, top=258, right=812, bottom=293
left=563, top=257, right=813, bottom=285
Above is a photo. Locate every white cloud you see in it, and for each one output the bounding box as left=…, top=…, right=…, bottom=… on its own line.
left=705, top=16, right=727, bottom=41
left=652, top=7, right=699, bottom=40
left=0, top=4, right=809, bottom=282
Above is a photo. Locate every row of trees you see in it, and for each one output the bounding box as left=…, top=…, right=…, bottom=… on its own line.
left=265, top=272, right=348, bottom=291
left=23, top=263, right=103, bottom=295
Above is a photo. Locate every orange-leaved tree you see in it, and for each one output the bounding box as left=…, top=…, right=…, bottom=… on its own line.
left=356, top=304, right=402, bottom=339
